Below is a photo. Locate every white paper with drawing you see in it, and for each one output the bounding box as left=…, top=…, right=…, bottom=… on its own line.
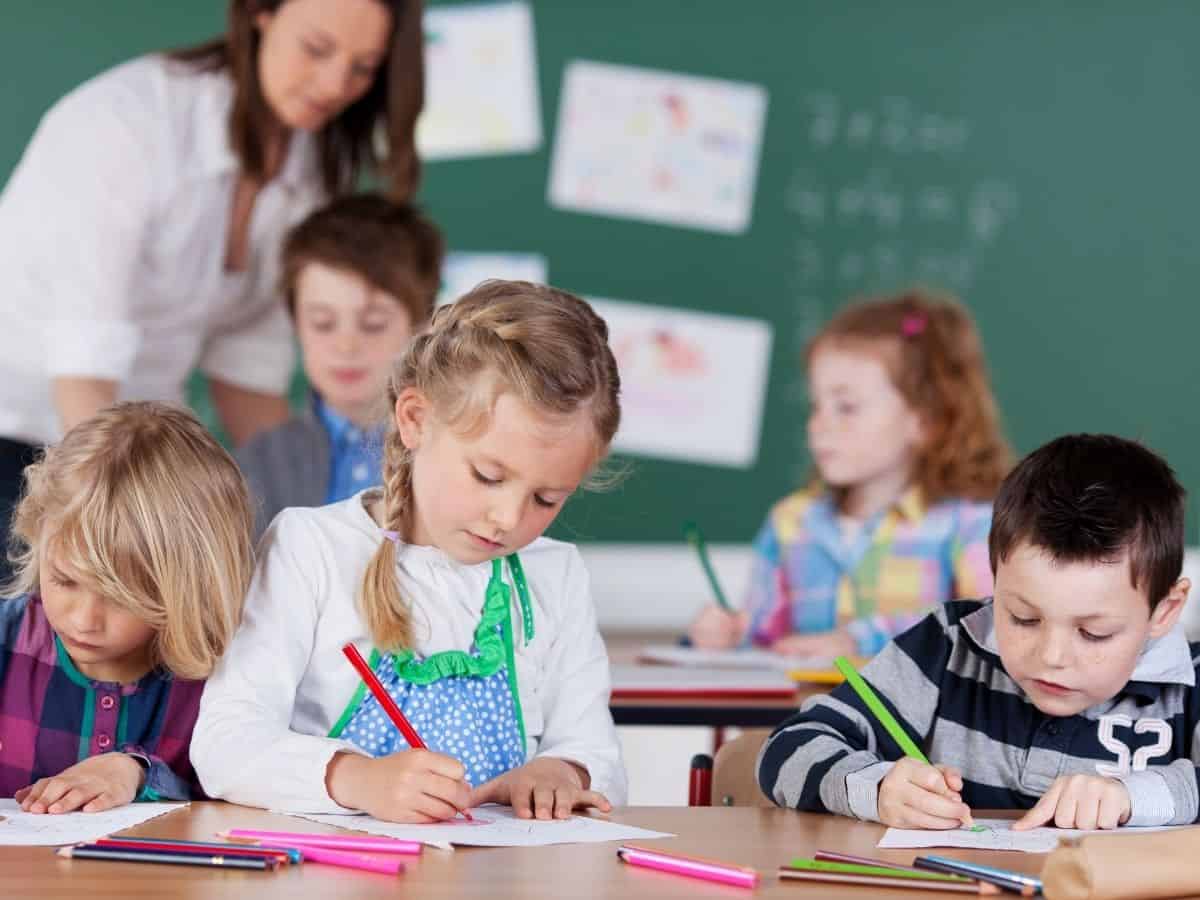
left=590, top=298, right=772, bottom=468
left=286, top=804, right=672, bottom=847
left=878, top=817, right=1187, bottom=854
left=417, top=1, right=542, bottom=159
left=549, top=61, right=767, bottom=233
left=0, top=799, right=185, bottom=846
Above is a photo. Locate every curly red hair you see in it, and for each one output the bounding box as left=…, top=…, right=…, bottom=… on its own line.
left=806, top=289, right=1012, bottom=504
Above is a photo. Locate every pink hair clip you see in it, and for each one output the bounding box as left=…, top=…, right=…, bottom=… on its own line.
left=901, top=313, right=927, bottom=337
left=381, top=530, right=401, bottom=544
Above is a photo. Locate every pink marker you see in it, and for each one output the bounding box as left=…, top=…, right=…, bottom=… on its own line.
left=220, top=829, right=422, bottom=855
left=617, top=844, right=760, bottom=889
left=285, top=844, right=404, bottom=876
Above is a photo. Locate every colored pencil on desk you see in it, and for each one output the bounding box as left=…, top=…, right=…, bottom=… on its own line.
left=220, top=828, right=422, bottom=855
left=914, top=855, right=1043, bottom=896
left=58, top=844, right=276, bottom=870
left=781, top=859, right=999, bottom=894
left=801, top=855, right=978, bottom=882
left=816, top=848, right=959, bottom=877
left=341, top=641, right=474, bottom=822
left=271, top=843, right=404, bottom=875
left=683, top=521, right=733, bottom=612
left=618, top=844, right=759, bottom=889
left=95, top=836, right=297, bottom=864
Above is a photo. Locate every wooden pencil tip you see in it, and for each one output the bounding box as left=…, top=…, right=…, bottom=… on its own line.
left=56, top=847, right=72, bottom=858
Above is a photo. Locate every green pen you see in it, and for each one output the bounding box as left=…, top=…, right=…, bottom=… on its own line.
left=683, top=521, right=733, bottom=612
left=834, top=655, right=974, bottom=826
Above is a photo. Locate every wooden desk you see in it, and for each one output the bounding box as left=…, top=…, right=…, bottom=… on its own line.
left=0, top=803, right=1048, bottom=899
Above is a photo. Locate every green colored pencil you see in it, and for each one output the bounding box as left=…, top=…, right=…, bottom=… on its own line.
left=683, top=521, right=732, bottom=611
left=833, top=656, right=929, bottom=763
left=786, top=858, right=973, bottom=883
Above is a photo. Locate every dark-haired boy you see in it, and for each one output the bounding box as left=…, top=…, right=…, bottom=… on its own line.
left=758, top=433, right=1197, bottom=829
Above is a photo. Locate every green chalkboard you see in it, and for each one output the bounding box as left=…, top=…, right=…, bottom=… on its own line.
left=4, top=2, right=1200, bottom=544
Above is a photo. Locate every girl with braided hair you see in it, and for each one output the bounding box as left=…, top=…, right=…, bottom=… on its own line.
left=192, top=280, right=627, bottom=823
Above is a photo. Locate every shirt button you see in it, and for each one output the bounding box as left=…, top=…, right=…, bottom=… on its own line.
left=1046, top=723, right=1059, bottom=736
left=97, top=734, right=112, bottom=749
left=100, top=695, right=116, bottom=710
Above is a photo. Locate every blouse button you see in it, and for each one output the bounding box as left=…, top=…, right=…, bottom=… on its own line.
left=100, top=695, right=116, bottom=711
left=97, top=734, right=112, bottom=749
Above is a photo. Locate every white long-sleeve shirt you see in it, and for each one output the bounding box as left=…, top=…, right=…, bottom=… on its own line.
left=192, top=491, right=628, bottom=813
left=0, top=54, right=324, bottom=445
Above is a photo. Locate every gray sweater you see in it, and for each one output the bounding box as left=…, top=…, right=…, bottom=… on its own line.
left=235, top=409, right=330, bottom=541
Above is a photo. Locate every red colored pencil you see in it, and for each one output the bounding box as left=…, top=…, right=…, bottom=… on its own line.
left=341, top=642, right=474, bottom=822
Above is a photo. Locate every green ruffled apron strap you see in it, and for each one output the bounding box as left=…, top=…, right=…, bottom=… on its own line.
left=327, top=553, right=537, bottom=741
left=328, top=648, right=381, bottom=738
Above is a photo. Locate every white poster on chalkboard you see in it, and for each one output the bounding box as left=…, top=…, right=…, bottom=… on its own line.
left=589, top=298, right=772, bottom=468
left=416, top=2, right=542, bottom=160
left=438, top=252, right=549, bottom=307
left=548, top=61, right=767, bottom=234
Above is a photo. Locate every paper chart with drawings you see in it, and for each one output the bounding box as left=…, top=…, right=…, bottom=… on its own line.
left=286, top=804, right=673, bottom=847
left=0, top=799, right=186, bottom=846
left=878, top=816, right=1188, bottom=854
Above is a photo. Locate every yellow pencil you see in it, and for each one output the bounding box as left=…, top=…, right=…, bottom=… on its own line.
left=786, top=669, right=844, bottom=685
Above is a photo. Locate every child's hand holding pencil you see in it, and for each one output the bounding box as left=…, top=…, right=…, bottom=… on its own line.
left=833, top=656, right=973, bottom=830
left=878, top=758, right=974, bottom=830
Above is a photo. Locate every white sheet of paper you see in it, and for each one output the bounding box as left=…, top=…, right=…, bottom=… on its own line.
left=417, top=1, right=542, bottom=159
left=637, top=644, right=832, bottom=673
left=0, top=800, right=186, bottom=846
left=590, top=297, right=772, bottom=468
left=438, top=252, right=549, bottom=307
left=878, top=817, right=1188, bottom=854
left=285, top=804, right=672, bottom=847
left=549, top=60, right=767, bottom=233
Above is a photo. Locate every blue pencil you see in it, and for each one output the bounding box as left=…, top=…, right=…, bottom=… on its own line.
left=914, top=855, right=1043, bottom=895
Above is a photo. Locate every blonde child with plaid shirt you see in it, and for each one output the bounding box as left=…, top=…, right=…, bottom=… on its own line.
left=691, top=290, right=1012, bottom=658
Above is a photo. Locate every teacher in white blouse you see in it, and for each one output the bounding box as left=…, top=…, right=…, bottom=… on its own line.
left=0, top=0, right=424, bottom=559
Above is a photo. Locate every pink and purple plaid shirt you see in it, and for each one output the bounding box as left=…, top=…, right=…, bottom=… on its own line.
left=745, top=487, right=994, bottom=656
left=0, top=593, right=203, bottom=800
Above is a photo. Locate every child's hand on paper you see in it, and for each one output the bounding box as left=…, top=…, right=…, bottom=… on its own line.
left=771, top=628, right=857, bottom=659
left=1012, top=774, right=1131, bottom=831
left=877, top=758, right=974, bottom=829
left=688, top=607, right=749, bottom=650
left=470, top=757, right=612, bottom=820
left=15, top=752, right=143, bottom=814
left=325, top=748, right=473, bottom=823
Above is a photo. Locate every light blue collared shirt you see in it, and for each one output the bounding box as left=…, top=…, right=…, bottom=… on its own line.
left=315, top=398, right=385, bottom=504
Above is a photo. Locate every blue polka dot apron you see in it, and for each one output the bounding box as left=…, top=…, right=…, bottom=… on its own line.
left=329, top=553, right=534, bottom=788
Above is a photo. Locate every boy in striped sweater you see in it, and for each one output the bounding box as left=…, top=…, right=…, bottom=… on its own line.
left=758, top=433, right=1198, bottom=830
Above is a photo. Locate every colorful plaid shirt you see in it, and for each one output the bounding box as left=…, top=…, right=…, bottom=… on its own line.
left=745, top=487, right=994, bottom=655
left=0, top=593, right=203, bottom=800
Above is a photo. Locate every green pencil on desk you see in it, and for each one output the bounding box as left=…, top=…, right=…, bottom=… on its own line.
left=684, top=521, right=732, bottom=611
